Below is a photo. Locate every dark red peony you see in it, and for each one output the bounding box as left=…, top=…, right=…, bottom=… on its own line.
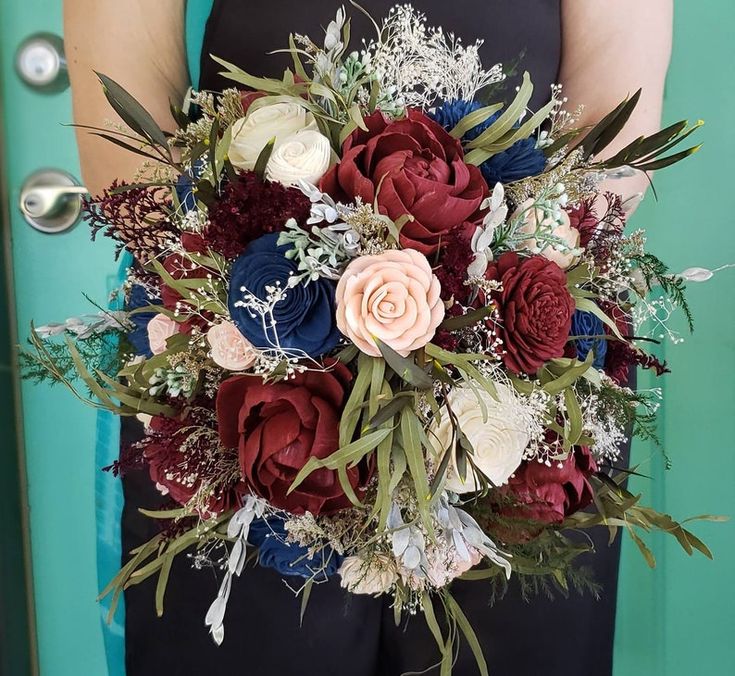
left=498, top=446, right=597, bottom=540
left=321, top=109, right=487, bottom=255
left=142, top=412, right=244, bottom=517
left=485, top=252, right=576, bottom=374
left=216, top=363, right=370, bottom=515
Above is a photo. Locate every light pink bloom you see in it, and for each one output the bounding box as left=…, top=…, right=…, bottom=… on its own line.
left=514, top=198, right=580, bottom=270
left=335, top=249, right=445, bottom=357
left=207, top=321, right=257, bottom=371
left=147, top=313, right=179, bottom=355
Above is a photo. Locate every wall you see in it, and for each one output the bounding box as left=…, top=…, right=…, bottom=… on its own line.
left=614, top=2, right=735, bottom=674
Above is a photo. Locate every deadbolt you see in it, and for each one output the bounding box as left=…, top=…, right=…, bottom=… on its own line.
left=19, top=170, right=87, bottom=234
left=15, top=33, right=68, bottom=92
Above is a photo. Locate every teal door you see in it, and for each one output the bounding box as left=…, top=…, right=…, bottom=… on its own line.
left=0, top=2, right=211, bottom=674
left=1, top=2, right=733, bottom=676
left=1, top=1, right=115, bottom=674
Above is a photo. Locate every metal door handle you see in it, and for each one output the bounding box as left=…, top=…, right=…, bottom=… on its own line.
left=19, top=169, right=87, bottom=234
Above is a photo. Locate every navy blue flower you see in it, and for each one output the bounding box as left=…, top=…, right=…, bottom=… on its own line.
left=228, top=233, right=341, bottom=358
left=571, top=310, right=608, bottom=370
left=248, top=518, right=342, bottom=580
left=430, top=99, right=547, bottom=186
left=479, top=137, right=547, bottom=186
left=126, top=284, right=161, bottom=357
left=430, top=99, right=493, bottom=141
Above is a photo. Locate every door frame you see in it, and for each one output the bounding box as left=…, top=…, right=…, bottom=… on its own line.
left=0, top=50, right=38, bottom=676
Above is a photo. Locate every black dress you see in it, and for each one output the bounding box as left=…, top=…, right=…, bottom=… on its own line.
left=122, top=2, right=624, bottom=674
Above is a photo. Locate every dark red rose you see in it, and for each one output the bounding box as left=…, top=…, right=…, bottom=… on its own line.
left=240, top=90, right=266, bottom=114
left=497, top=446, right=597, bottom=541
left=160, top=251, right=210, bottom=332
left=484, top=252, right=576, bottom=374
left=566, top=196, right=598, bottom=249
left=143, top=412, right=244, bottom=517
left=216, top=363, right=370, bottom=515
left=321, top=110, right=487, bottom=255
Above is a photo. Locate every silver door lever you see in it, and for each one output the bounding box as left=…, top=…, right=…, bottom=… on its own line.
left=19, top=169, right=87, bottom=234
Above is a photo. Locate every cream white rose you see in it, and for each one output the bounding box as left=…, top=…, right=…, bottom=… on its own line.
left=229, top=102, right=317, bottom=171
left=514, top=198, right=580, bottom=269
left=431, top=384, right=530, bottom=493
left=265, top=129, right=333, bottom=187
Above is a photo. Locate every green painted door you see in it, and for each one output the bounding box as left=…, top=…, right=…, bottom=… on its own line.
left=2, top=1, right=733, bottom=675
left=1, top=1, right=114, bottom=674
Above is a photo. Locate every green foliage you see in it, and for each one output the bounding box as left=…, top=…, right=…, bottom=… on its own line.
left=634, top=252, right=695, bottom=332
left=19, top=329, right=123, bottom=394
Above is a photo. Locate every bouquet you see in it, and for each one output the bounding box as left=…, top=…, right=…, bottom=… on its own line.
left=25, top=4, right=721, bottom=672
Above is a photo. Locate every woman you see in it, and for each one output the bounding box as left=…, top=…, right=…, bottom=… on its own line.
left=64, top=1, right=672, bottom=674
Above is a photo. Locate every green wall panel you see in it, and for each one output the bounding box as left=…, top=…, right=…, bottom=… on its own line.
left=614, top=2, right=735, bottom=674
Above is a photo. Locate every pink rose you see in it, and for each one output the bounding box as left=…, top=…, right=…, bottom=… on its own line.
left=335, top=249, right=445, bottom=357
left=207, top=321, right=257, bottom=371
left=147, top=313, right=178, bottom=355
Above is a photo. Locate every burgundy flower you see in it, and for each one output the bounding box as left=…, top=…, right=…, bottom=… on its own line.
left=498, top=446, right=597, bottom=540
left=321, top=110, right=487, bottom=255
left=142, top=412, right=244, bottom=517
left=205, top=170, right=311, bottom=259
left=484, top=252, right=576, bottom=374
left=216, top=362, right=371, bottom=515
left=566, top=196, right=599, bottom=249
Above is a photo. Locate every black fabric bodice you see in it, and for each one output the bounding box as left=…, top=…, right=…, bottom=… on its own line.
left=199, top=0, right=562, bottom=111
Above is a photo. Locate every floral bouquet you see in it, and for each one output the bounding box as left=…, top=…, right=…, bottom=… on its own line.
left=24, top=4, right=721, bottom=672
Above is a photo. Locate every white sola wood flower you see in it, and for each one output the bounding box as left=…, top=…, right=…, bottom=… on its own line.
left=265, top=129, right=333, bottom=187
left=229, top=101, right=317, bottom=171
left=431, top=383, right=531, bottom=493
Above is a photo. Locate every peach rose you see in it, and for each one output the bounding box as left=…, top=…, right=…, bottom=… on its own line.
left=207, top=321, right=257, bottom=371
left=147, top=313, right=179, bottom=355
left=335, top=249, right=445, bottom=357
left=514, top=198, right=580, bottom=269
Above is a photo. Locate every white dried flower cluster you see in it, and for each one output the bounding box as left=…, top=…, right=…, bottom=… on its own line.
left=34, top=311, right=132, bottom=339
left=365, top=4, right=505, bottom=109
left=278, top=181, right=397, bottom=283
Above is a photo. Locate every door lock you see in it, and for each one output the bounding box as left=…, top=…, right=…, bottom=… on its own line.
left=19, top=169, right=87, bottom=234
left=15, top=33, right=68, bottom=92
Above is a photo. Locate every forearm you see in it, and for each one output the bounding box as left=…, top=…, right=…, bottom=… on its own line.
left=558, top=0, right=673, bottom=207
left=64, top=0, right=189, bottom=195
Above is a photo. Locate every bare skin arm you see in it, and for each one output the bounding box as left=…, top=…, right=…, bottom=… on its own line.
left=559, top=0, right=673, bottom=206
left=64, top=0, right=188, bottom=196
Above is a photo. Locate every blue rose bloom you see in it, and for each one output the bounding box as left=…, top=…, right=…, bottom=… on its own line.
left=430, top=99, right=547, bottom=185
left=479, top=137, right=547, bottom=186
left=126, top=284, right=161, bottom=357
left=228, top=233, right=341, bottom=358
left=248, top=518, right=343, bottom=581
left=430, top=99, right=492, bottom=141
left=571, top=310, right=608, bottom=369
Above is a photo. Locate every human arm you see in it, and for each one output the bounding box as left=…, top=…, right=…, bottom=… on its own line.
left=559, top=0, right=673, bottom=207
left=64, top=0, right=189, bottom=196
